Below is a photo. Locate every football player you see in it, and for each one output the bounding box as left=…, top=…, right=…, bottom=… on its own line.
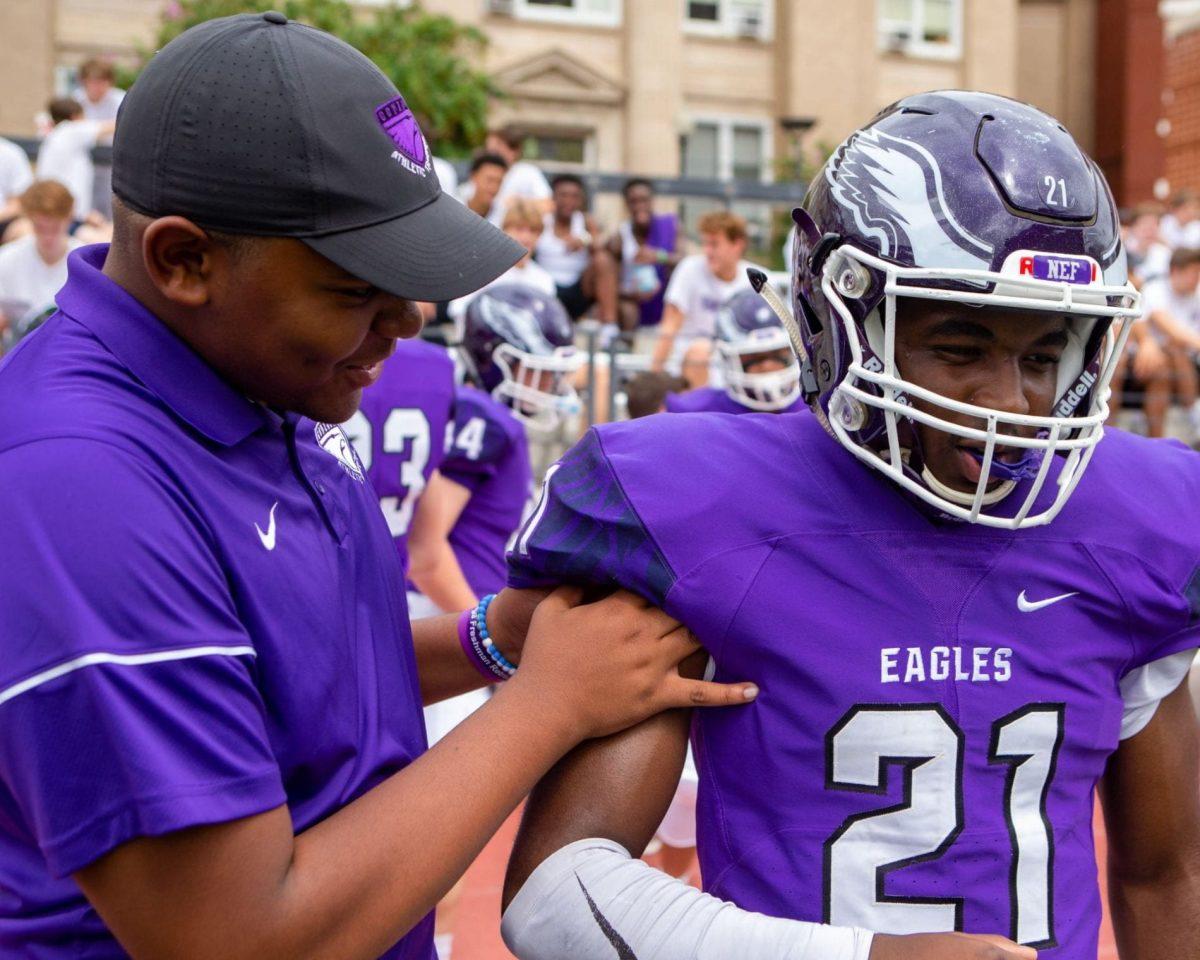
left=496, top=92, right=1200, bottom=960
left=342, top=336, right=456, bottom=574
left=667, top=288, right=806, bottom=415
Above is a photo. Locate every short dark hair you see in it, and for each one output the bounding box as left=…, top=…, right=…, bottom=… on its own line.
left=78, top=58, right=116, bottom=83
left=622, top=177, right=653, bottom=198
left=488, top=128, right=525, bottom=152
left=625, top=371, right=687, bottom=419
left=1170, top=247, right=1200, bottom=272
left=470, top=152, right=509, bottom=176
left=48, top=98, right=83, bottom=124
left=552, top=173, right=585, bottom=192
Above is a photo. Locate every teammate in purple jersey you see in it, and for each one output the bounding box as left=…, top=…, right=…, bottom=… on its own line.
left=666, top=288, right=806, bottom=416
left=439, top=384, right=534, bottom=598
left=344, top=337, right=456, bottom=573
left=498, top=92, right=1200, bottom=960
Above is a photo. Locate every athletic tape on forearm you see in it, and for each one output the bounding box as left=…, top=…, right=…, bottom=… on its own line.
left=501, top=838, right=874, bottom=960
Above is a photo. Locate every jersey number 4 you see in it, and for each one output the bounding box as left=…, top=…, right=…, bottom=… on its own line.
left=823, top=703, right=1065, bottom=949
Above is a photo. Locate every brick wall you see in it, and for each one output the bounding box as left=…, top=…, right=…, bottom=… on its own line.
left=1166, top=27, right=1200, bottom=195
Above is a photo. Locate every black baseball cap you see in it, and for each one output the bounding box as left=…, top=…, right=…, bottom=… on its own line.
left=112, top=11, right=524, bottom=301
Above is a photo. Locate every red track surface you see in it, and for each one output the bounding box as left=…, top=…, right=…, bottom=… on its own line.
left=451, top=808, right=1121, bottom=959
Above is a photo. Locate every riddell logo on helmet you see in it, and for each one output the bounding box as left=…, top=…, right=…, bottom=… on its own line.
left=1055, top=370, right=1096, bottom=417
left=375, top=96, right=430, bottom=177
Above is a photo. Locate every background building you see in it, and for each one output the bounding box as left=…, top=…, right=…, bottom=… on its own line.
left=0, top=0, right=1169, bottom=233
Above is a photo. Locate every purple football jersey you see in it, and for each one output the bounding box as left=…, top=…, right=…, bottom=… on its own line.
left=508, top=410, right=1200, bottom=956
left=666, top=385, right=807, bottom=416
left=438, top=386, right=533, bottom=598
left=0, top=247, right=432, bottom=959
left=345, top=339, right=456, bottom=574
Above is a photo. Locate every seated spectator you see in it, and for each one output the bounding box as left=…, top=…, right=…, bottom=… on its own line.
left=1160, top=190, right=1200, bottom=249
left=1140, top=247, right=1200, bottom=437
left=651, top=210, right=760, bottom=388
left=603, top=178, right=681, bottom=335
left=625, top=370, right=688, bottom=419
left=36, top=98, right=115, bottom=229
left=1124, top=203, right=1171, bottom=285
left=535, top=173, right=615, bottom=322
left=483, top=128, right=552, bottom=226
left=448, top=198, right=555, bottom=324
left=0, top=180, right=81, bottom=344
left=459, top=152, right=507, bottom=221
left=0, top=136, right=34, bottom=240
left=72, top=57, right=126, bottom=221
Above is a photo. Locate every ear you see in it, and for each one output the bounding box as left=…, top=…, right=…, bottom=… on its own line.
left=140, top=217, right=220, bottom=309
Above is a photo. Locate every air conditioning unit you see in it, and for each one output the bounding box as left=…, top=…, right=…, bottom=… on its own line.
left=882, top=27, right=912, bottom=53
left=488, top=0, right=515, bottom=15
left=736, top=10, right=763, bottom=38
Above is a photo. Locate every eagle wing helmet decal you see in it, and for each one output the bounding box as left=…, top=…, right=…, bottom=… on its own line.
left=826, top=127, right=994, bottom=271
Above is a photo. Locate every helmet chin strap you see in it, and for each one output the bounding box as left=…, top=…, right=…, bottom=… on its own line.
left=920, top=464, right=1016, bottom=508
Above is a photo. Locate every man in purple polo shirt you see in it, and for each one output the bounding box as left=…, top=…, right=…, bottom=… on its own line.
left=0, top=14, right=756, bottom=959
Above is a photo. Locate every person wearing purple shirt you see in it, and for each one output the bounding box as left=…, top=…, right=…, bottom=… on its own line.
left=499, top=93, right=1200, bottom=960
left=344, top=338, right=457, bottom=574
left=0, top=14, right=756, bottom=960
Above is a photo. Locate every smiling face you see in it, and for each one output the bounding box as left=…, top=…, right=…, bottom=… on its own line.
left=189, top=237, right=421, bottom=423
left=893, top=300, right=1070, bottom=495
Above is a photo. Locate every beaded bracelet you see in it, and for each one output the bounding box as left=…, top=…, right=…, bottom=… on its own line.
left=474, top=594, right=517, bottom=676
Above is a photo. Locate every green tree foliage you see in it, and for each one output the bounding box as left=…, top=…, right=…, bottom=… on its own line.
left=120, top=0, right=498, bottom=154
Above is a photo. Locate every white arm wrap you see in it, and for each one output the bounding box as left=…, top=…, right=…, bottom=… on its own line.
left=501, top=838, right=874, bottom=960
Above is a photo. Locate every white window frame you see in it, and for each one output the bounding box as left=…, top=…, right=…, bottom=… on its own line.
left=682, top=0, right=773, bottom=41
left=508, top=0, right=622, bottom=29
left=681, top=113, right=774, bottom=184
left=877, top=0, right=962, bottom=61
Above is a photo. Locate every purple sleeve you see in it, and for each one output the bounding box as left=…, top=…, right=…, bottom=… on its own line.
left=441, top=391, right=511, bottom=492
left=506, top=428, right=675, bottom=605
left=0, top=440, right=284, bottom=877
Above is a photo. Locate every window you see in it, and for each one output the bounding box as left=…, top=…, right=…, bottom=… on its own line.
left=683, top=0, right=771, bottom=40
left=878, top=0, right=962, bottom=58
left=522, top=132, right=589, bottom=167
left=506, top=0, right=622, bottom=28
left=680, top=117, right=769, bottom=183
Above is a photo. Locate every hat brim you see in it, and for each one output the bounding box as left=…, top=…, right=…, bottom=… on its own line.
left=303, top=192, right=526, bottom=302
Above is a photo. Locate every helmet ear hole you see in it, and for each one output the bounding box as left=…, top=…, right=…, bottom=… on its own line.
left=798, top=295, right=823, bottom=336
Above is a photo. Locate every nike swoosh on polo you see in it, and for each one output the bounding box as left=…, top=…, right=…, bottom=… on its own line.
left=576, top=873, right=639, bottom=960
left=255, top=501, right=279, bottom=551
left=1017, top=589, right=1078, bottom=613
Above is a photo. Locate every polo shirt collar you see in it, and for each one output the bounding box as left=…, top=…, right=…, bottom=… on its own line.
left=56, top=245, right=272, bottom=446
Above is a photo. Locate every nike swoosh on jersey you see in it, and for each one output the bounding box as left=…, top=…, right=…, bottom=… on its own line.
left=576, top=873, right=638, bottom=960
left=255, top=501, right=279, bottom=551
left=1017, top=589, right=1078, bottom=613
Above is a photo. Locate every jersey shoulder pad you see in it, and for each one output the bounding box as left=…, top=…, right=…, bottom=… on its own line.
left=445, top=385, right=517, bottom=470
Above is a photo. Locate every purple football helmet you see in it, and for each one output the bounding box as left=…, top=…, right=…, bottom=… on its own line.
left=714, top=290, right=802, bottom=411
left=462, top=284, right=582, bottom=430
left=791, top=90, right=1140, bottom=528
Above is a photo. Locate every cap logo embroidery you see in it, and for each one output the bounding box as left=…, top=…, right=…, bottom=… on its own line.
left=314, top=423, right=365, bottom=482
left=375, top=95, right=430, bottom=177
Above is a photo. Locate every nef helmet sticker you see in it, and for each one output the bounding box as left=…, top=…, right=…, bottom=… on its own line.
left=375, top=95, right=431, bottom=177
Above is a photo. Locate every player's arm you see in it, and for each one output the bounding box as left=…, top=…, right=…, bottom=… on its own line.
left=1147, top=308, right=1200, bottom=352
left=407, top=471, right=477, bottom=613
left=1101, top=673, right=1200, bottom=959
left=651, top=302, right=685, bottom=371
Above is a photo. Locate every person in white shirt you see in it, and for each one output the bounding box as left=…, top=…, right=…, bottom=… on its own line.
left=1160, top=190, right=1200, bottom=249
left=0, top=137, right=34, bottom=236
left=535, top=174, right=612, bottom=322
left=1140, top=247, right=1200, bottom=438
left=651, top=210, right=760, bottom=387
left=0, top=180, right=82, bottom=346
left=448, top=199, right=556, bottom=326
left=459, top=153, right=508, bottom=220
left=1125, top=204, right=1172, bottom=285
left=72, top=58, right=126, bottom=221
left=483, top=129, right=552, bottom=228
left=36, top=99, right=116, bottom=225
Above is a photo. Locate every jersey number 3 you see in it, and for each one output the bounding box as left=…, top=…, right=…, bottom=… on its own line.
left=823, top=703, right=1064, bottom=949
